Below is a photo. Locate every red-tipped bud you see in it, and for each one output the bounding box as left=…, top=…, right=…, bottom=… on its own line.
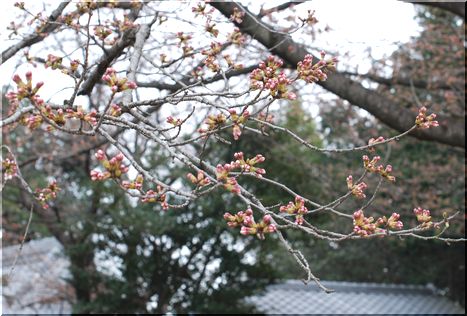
left=95, top=149, right=106, bottom=161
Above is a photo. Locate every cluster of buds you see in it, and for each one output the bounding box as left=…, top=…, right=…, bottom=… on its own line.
left=41, top=105, right=66, bottom=130
left=230, top=7, right=245, bottom=24
left=229, top=109, right=249, bottom=140
left=362, top=155, right=395, bottom=182
left=202, top=41, right=222, bottom=57
left=413, top=207, right=433, bottom=228
left=175, top=32, right=192, bottom=46
left=223, top=54, right=243, bottom=70
left=192, top=2, right=214, bottom=17
left=101, top=67, right=137, bottom=92
left=205, top=20, right=219, bottom=37
left=35, top=180, right=60, bottom=209
left=45, top=54, right=62, bottom=70
left=21, top=114, right=42, bottom=130
left=352, top=210, right=384, bottom=237
left=122, top=174, right=144, bottom=190
left=215, top=152, right=267, bottom=194
left=90, top=150, right=129, bottom=181
left=367, top=136, right=385, bottom=153
left=346, top=175, right=368, bottom=199
left=203, top=56, right=220, bottom=72
left=415, top=106, right=439, bottom=129
left=61, top=59, right=80, bottom=76
left=59, top=12, right=80, bottom=28
left=109, top=104, right=122, bottom=117
left=227, top=28, right=246, bottom=45
left=224, top=209, right=276, bottom=239
left=187, top=171, right=211, bottom=187
left=141, top=185, right=168, bottom=210
left=198, top=113, right=226, bottom=135
left=14, top=1, right=25, bottom=9
left=377, top=213, right=404, bottom=230
left=176, top=32, right=193, bottom=56
left=215, top=163, right=240, bottom=194
left=202, top=42, right=222, bottom=72
left=111, top=14, right=137, bottom=32
left=66, top=106, right=97, bottom=126
left=250, top=56, right=296, bottom=100
left=176, top=32, right=192, bottom=46
left=76, top=0, right=96, bottom=14
left=166, top=116, right=182, bottom=127
left=297, top=53, right=337, bottom=84
left=7, top=71, right=44, bottom=108
left=190, top=66, right=205, bottom=79
left=280, top=196, right=308, bottom=225
left=94, top=25, right=112, bottom=40
left=233, top=152, right=266, bottom=177
left=224, top=208, right=252, bottom=227
left=353, top=209, right=403, bottom=237
left=2, top=157, right=18, bottom=180
left=182, top=45, right=194, bottom=56
left=299, top=10, right=318, bottom=26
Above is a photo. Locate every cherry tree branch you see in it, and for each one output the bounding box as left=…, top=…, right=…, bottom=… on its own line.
left=1, top=2, right=70, bottom=65
left=210, top=2, right=465, bottom=148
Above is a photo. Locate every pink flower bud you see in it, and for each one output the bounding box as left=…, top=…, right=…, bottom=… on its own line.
left=240, top=226, right=251, bottom=235
left=126, top=81, right=137, bottom=89
left=254, top=154, right=265, bottom=163
left=115, top=153, right=124, bottom=161
left=263, top=214, right=272, bottom=224
left=25, top=71, right=32, bottom=81
left=353, top=209, right=363, bottom=220
left=120, top=166, right=129, bottom=173
left=95, top=150, right=106, bottom=161
left=234, top=152, right=244, bottom=160
left=13, top=74, right=22, bottom=83
left=105, top=67, right=115, bottom=75
left=90, top=170, right=100, bottom=181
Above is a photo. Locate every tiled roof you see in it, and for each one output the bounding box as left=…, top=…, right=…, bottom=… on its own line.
left=246, top=280, right=465, bottom=315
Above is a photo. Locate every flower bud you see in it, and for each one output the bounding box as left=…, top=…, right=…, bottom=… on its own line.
left=95, top=150, right=106, bottom=161
left=115, top=152, right=124, bottom=161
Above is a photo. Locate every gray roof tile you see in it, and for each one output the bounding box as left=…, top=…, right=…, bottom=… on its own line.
left=247, top=280, right=465, bottom=314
